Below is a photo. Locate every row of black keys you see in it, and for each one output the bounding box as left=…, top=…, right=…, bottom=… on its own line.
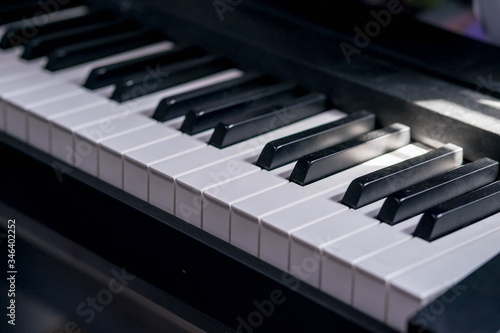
left=4, top=4, right=500, bottom=244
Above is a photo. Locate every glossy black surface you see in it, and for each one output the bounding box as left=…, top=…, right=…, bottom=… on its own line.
left=414, top=181, right=500, bottom=241
left=180, top=82, right=298, bottom=135
left=152, top=73, right=276, bottom=122
left=46, top=29, right=166, bottom=71
left=0, top=8, right=110, bottom=49
left=209, top=93, right=327, bottom=148
left=84, top=45, right=206, bottom=89
left=110, top=56, right=233, bottom=102
left=378, top=158, right=499, bottom=224
left=289, top=124, right=410, bottom=186
left=22, top=18, right=139, bottom=59
left=342, top=144, right=463, bottom=209
left=256, top=110, right=375, bottom=170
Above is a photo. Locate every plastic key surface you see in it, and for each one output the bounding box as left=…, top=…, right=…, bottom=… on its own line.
left=342, top=143, right=463, bottom=209
left=414, top=180, right=500, bottom=241
left=180, top=82, right=298, bottom=135
left=209, top=93, right=328, bottom=148
left=256, top=110, right=375, bottom=170
left=290, top=123, right=411, bottom=186
left=378, top=158, right=499, bottom=224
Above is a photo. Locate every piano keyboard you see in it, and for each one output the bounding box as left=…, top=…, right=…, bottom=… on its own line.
left=2, top=2, right=500, bottom=332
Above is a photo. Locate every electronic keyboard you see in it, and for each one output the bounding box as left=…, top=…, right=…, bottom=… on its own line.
left=1, top=1, right=500, bottom=332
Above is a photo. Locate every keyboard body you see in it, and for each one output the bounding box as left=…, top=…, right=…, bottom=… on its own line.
left=1, top=1, right=500, bottom=332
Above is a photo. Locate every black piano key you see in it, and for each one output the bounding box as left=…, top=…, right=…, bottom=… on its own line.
left=0, top=10, right=116, bottom=49
left=341, top=144, right=463, bottom=209
left=256, top=110, right=375, bottom=170
left=180, top=82, right=298, bottom=135
left=289, top=123, right=410, bottom=186
left=378, top=158, right=499, bottom=225
left=209, top=93, right=328, bottom=148
left=84, top=46, right=206, bottom=90
left=22, top=18, right=140, bottom=60
left=45, top=30, right=166, bottom=71
left=110, top=56, right=234, bottom=103
left=414, top=181, right=500, bottom=241
left=0, top=0, right=83, bottom=25
left=152, top=73, right=277, bottom=122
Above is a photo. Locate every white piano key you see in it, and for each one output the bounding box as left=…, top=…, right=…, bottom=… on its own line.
left=203, top=171, right=289, bottom=242
left=320, top=216, right=420, bottom=305
left=98, top=124, right=180, bottom=188
left=290, top=210, right=382, bottom=287
left=0, top=62, right=44, bottom=83
left=4, top=83, right=82, bottom=140
left=176, top=160, right=261, bottom=226
left=0, top=74, right=65, bottom=133
left=0, top=72, right=59, bottom=97
left=28, top=94, right=110, bottom=153
left=74, top=114, right=157, bottom=176
left=0, top=54, right=46, bottom=70
left=123, top=135, right=206, bottom=201
left=231, top=144, right=428, bottom=257
left=0, top=47, right=22, bottom=60
left=50, top=102, right=141, bottom=162
left=352, top=211, right=500, bottom=322
left=259, top=198, right=348, bottom=272
left=49, top=69, right=242, bottom=160
left=387, top=215, right=500, bottom=331
left=52, top=41, right=176, bottom=85
left=149, top=110, right=346, bottom=216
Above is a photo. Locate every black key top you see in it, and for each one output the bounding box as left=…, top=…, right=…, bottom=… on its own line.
left=1, top=10, right=116, bottom=49
left=378, top=158, right=499, bottom=225
left=414, top=180, right=500, bottom=241
left=408, top=251, right=500, bottom=333
left=256, top=110, right=375, bottom=170
left=84, top=46, right=206, bottom=90
left=180, top=82, right=299, bottom=135
left=0, top=0, right=83, bottom=25
left=152, top=73, right=277, bottom=122
left=45, top=30, right=166, bottom=71
left=22, top=18, right=140, bottom=60
left=209, top=93, right=328, bottom=148
left=289, top=123, right=410, bottom=186
left=110, top=56, right=234, bottom=103
left=342, top=144, right=463, bottom=209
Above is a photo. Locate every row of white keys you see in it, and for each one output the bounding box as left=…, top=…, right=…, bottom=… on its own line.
left=230, top=144, right=427, bottom=257
left=1, top=42, right=185, bottom=136
left=151, top=110, right=346, bottom=218
left=4, top=82, right=84, bottom=140
left=0, top=72, right=64, bottom=131
left=98, top=124, right=183, bottom=188
left=351, top=208, right=500, bottom=323
left=0, top=7, right=88, bottom=130
left=173, top=110, right=348, bottom=225
left=263, top=146, right=427, bottom=276
left=387, top=213, right=500, bottom=330
left=319, top=213, right=421, bottom=304
left=65, top=70, right=242, bottom=177
left=49, top=69, right=242, bottom=163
